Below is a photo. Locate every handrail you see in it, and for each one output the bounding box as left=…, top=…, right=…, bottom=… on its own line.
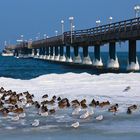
left=64, top=17, right=140, bottom=37
left=14, top=17, right=140, bottom=49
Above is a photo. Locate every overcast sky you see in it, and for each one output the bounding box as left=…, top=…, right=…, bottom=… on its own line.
left=0, top=0, right=140, bottom=51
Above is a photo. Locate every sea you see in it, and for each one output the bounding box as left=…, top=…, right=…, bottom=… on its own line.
left=0, top=52, right=140, bottom=140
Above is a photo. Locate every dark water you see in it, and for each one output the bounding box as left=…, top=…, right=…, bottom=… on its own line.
left=0, top=52, right=140, bottom=80
left=0, top=52, right=140, bottom=140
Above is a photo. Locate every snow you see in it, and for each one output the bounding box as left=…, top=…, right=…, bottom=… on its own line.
left=0, top=72, right=140, bottom=104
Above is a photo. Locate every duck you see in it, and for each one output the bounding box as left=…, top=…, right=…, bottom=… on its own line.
left=42, top=94, right=48, bottom=99
left=13, top=107, right=24, bottom=114
left=49, top=109, right=55, bottom=114
left=89, top=99, right=99, bottom=107
left=108, top=106, right=118, bottom=114
left=80, top=99, right=87, bottom=109
left=71, top=99, right=80, bottom=108
left=128, top=104, right=137, bottom=110
left=2, top=108, right=9, bottom=117
left=57, top=97, right=61, bottom=101
left=80, top=99, right=86, bottom=105
left=127, top=105, right=137, bottom=114
left=109, top=104, right=118, bottom=111
left=127, top=108, right=132, bottom=114
left=123, top=86, right=131, bottom=92
left=99, top=101, right=110, bottom=108
left=58, top=98, right=70, bottom=108
left=52, top=95, right=57, bottom=101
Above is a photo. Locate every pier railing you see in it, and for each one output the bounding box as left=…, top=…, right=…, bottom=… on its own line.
left=64, top=17, right=140, bottom=44
left=16, top=17, right=140, bottom=49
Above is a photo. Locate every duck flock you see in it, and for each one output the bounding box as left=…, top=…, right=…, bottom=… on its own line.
left=0, top=87, right=138, bottom=129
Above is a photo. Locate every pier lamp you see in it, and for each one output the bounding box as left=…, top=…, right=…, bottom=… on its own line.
left=55, top=30, right=58, bottom=36
left=69, top=16, right=74, bottom=44
left=43, top=34, right=47, bottom=39
left=72, top=25, right=75, bottom=31
left=61, top=20, right=64, bottom=43
left=109, top=16, right=113, bottom=24
left=35, top=36, right=38, bottom=40
left=37, top=32, right=41, bottom=39
left=96, top=20, right=101, bottom=27
left=20, top=35, right=24, bottom=41
left=134, top=4, right=140, bottom=18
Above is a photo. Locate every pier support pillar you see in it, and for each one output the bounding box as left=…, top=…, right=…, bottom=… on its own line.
left=93, top=45, right=103, bottom=67
left=59, top=46, right=66, bottom=62
left=107, top=42, right=119, bottom=69
left=32, top=49, right=37, bottom=57
left=39, top=48, right=44, bottom=59
left=36, top=49, right=39, bottom=57
left=82, top=46, right=92, bottom=65
left=41, top=48, right=46, bottom=59
left=14, top=49, right=19, bottom=57
left=50, top=46, right=54, bottom=60
left=45, top=47, right=50, bottom=59
left=127, top=40, right=139, bottom=71
left=54, top=46, right=59, bottom=61
left=66, top=46, right=72, bottom=62
left=73, top=46, right=82, bottom=63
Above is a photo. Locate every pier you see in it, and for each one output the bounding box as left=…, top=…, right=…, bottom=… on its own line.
left=13, top=17, right=140, bottom=71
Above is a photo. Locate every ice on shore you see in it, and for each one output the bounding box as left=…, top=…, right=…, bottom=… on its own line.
left=0, top=72, right=140, bottom=105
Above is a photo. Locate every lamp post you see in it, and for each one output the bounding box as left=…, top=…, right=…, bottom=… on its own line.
left=55, top=30, right=58, bottom=36
left=96, top=20, right=101, bottom=27
left=61, top=20, right=64, bottom=43
left=37, top=32, right=40, bottom=39
left=43, top=34, right=47, bottom=39
left=72, top=25, right=75, bottom=31
left=69, top=16, right=74, bottom=44
left=20, top=35, right=24, bottom=41
left=134, top=4, right=140, bottom=18
left=35, top=36, right=38, bottom=40
left=109, top=16, right=113, bottom=24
